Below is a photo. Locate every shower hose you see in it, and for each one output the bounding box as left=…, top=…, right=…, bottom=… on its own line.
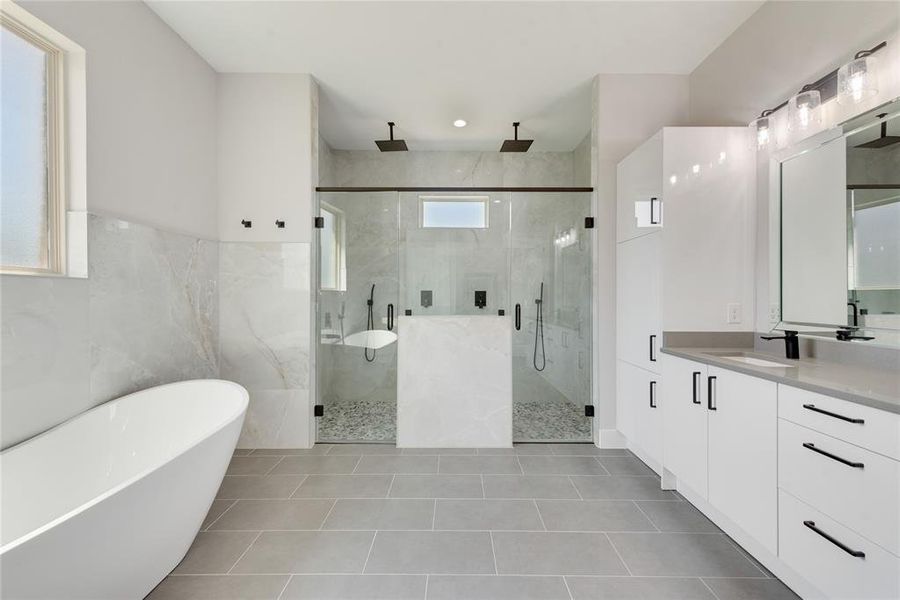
left=365, top=284, right=376, bottom=363
left=533, top=282, right=546, bottom=371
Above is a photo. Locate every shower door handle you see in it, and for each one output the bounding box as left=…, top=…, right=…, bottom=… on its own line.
left=515, top=304, right=521, bottom=330
left=387, top=304, right=394, bottom=331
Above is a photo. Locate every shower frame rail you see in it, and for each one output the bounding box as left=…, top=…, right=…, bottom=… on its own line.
left=316, top=187, right=593, bottom=192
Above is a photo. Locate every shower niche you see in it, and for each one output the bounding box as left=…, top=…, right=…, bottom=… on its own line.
left=315, top=190, right=593, bottom=443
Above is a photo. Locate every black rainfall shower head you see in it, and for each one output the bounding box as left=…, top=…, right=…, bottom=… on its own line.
left=500, top=122, right=533, bottom=152
left=375, top=122, right=408, bottom=152
left=856, top=121, right=900, bottom=148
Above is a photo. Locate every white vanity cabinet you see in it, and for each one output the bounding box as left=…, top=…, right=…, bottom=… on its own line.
left=661, top=355, right=778, bottom=555
left=617, top=359, right=661, bottom=470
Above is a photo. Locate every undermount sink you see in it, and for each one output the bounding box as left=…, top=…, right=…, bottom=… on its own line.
left=706, top=352, right=792, bottom=368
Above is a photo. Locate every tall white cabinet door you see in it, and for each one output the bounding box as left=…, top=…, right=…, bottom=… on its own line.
left=617, top=132, right=663, bottom=243
left=616, top=233, right=661, bottom=373
left=661, top=355, right=708, bottom=498
left=707, top=367, right=778, bottom=554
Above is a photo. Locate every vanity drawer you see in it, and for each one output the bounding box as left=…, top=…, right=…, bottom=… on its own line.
left=778, top=385, right=900, bottom=460
left=779, top=419, right=900, bottom=556
left=779, top=490, right=900, bottom=600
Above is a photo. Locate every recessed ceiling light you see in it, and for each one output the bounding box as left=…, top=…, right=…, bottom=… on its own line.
left=453, top=119, right=467, bottom=128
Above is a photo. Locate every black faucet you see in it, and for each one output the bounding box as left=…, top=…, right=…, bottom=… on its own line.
left=836, top=328, right=875, bottom=342
left=760, top=330, right=800, bottom=359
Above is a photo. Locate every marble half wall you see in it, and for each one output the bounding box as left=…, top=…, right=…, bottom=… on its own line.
left=219, top=242, right=312, bottom=448
left=89, top=214, right=219, bottom=403
left=397, top=315, right=512, bottom=448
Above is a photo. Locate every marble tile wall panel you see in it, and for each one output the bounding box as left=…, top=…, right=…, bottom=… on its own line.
left=219, top=242, right=312, bottom=448
left=1, top=275, right=91, bottom=449
left=89, top=214, right=218, bottom=404
left=397, top=316, right=512, bottom=448
left=329, top=151, right=576, bottom=188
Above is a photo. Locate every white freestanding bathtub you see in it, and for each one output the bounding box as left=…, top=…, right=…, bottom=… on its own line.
left=0, top=379, right=248, bottom=600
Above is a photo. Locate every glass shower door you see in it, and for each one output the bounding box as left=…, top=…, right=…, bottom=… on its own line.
left=510, top=192, right=593, bottom=441
left=316, top=192, right=399, bottom=442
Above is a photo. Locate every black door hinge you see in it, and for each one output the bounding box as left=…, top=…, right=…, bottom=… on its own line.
left=314, top=405, right=324, bottom=417
left=584, top=405, right=595, bottom=417
left=584, top=217, right=595, bottom=229
left=314, top=216, right=325, bottom=229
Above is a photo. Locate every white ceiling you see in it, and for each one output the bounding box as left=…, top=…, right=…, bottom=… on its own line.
left=147, top=1, right=763, bottom=151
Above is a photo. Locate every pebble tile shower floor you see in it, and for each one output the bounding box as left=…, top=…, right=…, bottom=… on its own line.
left=147, top=445, right=799, bottom=600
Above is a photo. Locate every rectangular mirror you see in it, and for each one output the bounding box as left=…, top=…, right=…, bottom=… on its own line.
left=778, top=99, right=900, bottom=344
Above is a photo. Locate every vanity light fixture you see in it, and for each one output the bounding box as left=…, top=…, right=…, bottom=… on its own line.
left=749, top=41, right=886, bottom=151
left=453, top=119, right=467, bottom=128
left=838, top=51, right=879, bottom=105
left=788, top=90, right=822, bottom=132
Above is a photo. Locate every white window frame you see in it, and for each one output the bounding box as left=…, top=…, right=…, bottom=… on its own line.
left=319, top=202, right=347, bottom=292
left=1, top=3, right=86, bottom=277
left=419, top=195, right=490, bottom=229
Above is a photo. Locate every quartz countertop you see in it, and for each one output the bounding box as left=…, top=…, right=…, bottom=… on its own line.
left=661, top=346, right=900, bottom=415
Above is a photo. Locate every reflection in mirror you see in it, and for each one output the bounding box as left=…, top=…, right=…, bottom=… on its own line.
left=779, top=101, right=900, bottom=344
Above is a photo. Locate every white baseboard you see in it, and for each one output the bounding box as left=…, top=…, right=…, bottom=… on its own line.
left=598, top=428, right=627, bottom=448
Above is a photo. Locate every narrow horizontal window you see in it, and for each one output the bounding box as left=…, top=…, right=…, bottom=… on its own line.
left=420, top=196, right=489, bottom=229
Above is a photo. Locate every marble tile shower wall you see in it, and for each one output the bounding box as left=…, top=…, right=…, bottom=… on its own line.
left=323, top=150, right=578, bottom=187
left=219, top=242, right=312, bottom=448
left=89, top=215, right=219, bottom=403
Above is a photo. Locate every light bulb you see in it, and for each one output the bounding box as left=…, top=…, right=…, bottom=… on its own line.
left=788, top=91, right=821, bottom=132
left=749, top=116, right=771, bottom=151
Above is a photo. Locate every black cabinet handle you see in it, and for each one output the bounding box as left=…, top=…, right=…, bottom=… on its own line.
left=802, top=443, right=864, bottom=469
left=803, top=521, right=866, bottom=558
left=649, top=335, right=657, bottom=362
left=707, top=376, right=717, bottom=411
left=387, top=304, right=394, bottom=331
left=649, top=197, right=660, bottom=225
left=650, top=381, right=657, bottom=408
left=692, top=372, right=702, bottom=405
left=515, top=303, right=521, bottom=331
left=802, top=404, right=864, bottom=424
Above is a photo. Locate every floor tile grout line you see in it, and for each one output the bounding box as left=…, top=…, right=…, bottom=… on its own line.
left=275, top=574, right=293, bottom=600
left=568, top=476, right=584, bottom=500
left=431, top=499, right=437, bottom=530
left=203, top=499, right=239, bottom=530
left=423, top=574, right=429, bottom=600
left=631, top=500, right=660, bottom=532
left=351, top=455, right=363, bottom=474
left=263, top=456, right=287, bottom=476
left=489, top=531, right=499, bottom=575
left=722, top=533, right=770, bottom=577
left=386, top=474, right=397, bottom=498
left=287, top=474, right=310, bottom=499
left=562, top=575, right=575, bottom=600
left=318, top=498, right=339, bottom=530
left=533, top=499, right=548, bottom=531
left=700, top=577, right=723, bottom=600
left=225, top=530, right=262, bottom=574
left=480, top=474, right=486, bottom=500
left=360, top=531, right=378, bottom=575
left=603, top=532, right=634, bottom=577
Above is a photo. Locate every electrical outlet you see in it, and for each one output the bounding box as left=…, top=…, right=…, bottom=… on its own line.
left=727, top=303, right=742, bottom=324
left=769, top=304, right=781, bottom=323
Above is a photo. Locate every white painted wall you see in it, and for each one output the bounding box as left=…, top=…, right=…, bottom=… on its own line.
left=217, top=74, right=313, bottom=243
left=20, top=0, right=218, bottom=240
left=591, top=74, right=690, bottom=446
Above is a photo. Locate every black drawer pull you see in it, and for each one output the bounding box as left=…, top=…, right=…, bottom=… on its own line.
left=707, top=376, right=717, bottom=411
left=649, top=335, right=657, bottom=362
left=692, top=371, right=701, bottom=405
left=802, top=443, right=864, bottom=469
left=803, top=521, right=866, bottom=558
left=515, top=303, right=521, bottom=331
left=650, top=381, right=657, bottom=409
left=802, top=404, right=864, bottom=424
left=649, top=197, right=660, bottom=225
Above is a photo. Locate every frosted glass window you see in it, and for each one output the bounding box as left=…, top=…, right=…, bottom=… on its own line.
left=319, top=206, right=345, bottom=291
left=853, top=197, right=900, bottom=290
left=421, top=197, right=488, bottom=228
left=1, top=21, right=57, bottom=272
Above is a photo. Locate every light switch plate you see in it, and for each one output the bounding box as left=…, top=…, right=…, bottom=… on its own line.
left=727, top=303, right=742, bottom=324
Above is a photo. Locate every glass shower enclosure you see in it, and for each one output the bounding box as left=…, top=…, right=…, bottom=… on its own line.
left=315, top=190, right=592, bottom=443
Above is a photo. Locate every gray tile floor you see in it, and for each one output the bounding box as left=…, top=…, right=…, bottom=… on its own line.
left=148, top=444, right=800, bottom=600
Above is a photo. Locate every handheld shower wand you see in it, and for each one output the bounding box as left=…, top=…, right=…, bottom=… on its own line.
left=365, top=284, right=376, bottom=363
left=533, top=282, right=546, bottom=371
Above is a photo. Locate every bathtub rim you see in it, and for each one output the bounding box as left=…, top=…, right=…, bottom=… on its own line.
left=0, top=378, right=248, bottom=555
